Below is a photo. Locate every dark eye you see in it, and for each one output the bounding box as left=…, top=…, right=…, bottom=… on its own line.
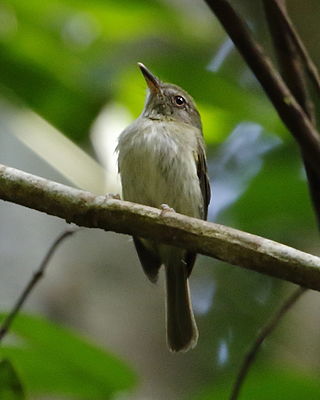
left=174, top=95, right=186, bottom=106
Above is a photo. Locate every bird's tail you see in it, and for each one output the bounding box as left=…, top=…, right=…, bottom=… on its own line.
left=165, top=260, right=198, bottom=352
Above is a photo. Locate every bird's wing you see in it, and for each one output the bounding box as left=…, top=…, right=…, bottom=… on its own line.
left=185, top=141, right=211, bottom=277
left=196, top=141, right=211, bottom=220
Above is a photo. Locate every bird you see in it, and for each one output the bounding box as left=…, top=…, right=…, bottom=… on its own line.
left=116, top=63, right=210, bottom=352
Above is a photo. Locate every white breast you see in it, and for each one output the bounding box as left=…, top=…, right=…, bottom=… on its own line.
left=117, top=117, right=203, bottom=218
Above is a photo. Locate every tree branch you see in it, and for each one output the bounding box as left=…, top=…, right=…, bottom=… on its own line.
left=1, top=163, right=320, bottom=290
left=263, top=0, right=320, bottom=228
left=225, top=3, right=314, bottom=398
left=266, top=0, right=320, bottom=96
left=204, top=0, right=320, bottom=177
left=263, top=0, right=315, bottom=120
left=203, top=2, right=319, bottom=398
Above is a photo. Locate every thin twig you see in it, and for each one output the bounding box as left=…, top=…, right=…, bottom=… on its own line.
left=227, top=3, right=315, bottom=398
left=263, top=0, right=320, bottom=228
left=205, top=3, right=317, bottom=398
left=263, top=0, right=315, bottom=120
left=0, top=228, right=78, bottom=342
left=229, top=286, right=307, bottom=400
left=204, top=0, right=320, bottom=177
left=271, top=0, right=320, bottom=96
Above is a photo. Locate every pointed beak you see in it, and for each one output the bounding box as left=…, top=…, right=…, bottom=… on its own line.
left=138, top=62, right=161, bottom=94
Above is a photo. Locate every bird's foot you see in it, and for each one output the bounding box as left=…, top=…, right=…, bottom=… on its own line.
left=159, top=203, right=175, bottom=217
left=105, top=193, right=121, bottom=200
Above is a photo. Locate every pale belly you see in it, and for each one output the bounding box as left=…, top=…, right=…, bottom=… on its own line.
left=118, top=120, right=203, bottom=219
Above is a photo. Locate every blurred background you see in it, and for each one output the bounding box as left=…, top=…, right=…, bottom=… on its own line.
left=0, top=0, right=320, bottom=399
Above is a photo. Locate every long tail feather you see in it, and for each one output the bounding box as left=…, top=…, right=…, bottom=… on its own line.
left=165, top=262, right=198, bottom=352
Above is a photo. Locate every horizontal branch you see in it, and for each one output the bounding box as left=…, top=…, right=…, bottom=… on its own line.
left=0, top=163, right=320, bottom=290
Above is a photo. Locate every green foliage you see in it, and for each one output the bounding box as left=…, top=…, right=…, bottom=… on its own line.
left=1, top=0, right=320, bottom=399
left=193, top=367, right=320, bottom=400
left=0, top=0, right=210, bottom=141
left=0, top=313, right=136, bottom=399
left=0, top=360, right=25, bottom=400
left=0, top=0, right=286, bottom=144
left=223, top=145, right=317, bottom=241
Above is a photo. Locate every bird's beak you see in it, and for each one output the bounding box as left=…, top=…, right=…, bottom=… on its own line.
left=138, top=62, right=161, bottom=94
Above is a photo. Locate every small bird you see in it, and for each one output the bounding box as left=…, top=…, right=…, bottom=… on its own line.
left=117, top=63, right=210, bottom=352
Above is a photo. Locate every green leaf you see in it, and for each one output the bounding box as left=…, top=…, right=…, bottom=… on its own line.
left=0, top=0, right=185, bottom=141
left=0, top=313, right=136, bottom=399
left=193, top=367, right=320, bottom=400
left=0, top=359, right=25, bottom=400
left=223, top=145, right=317, bottom=243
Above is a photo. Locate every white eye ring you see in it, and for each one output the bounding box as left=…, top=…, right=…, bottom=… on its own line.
left=174, top=95, right=186, bottom=106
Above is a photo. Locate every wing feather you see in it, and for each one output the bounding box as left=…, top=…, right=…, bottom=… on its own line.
left=185, top=140, right=211, bottom=276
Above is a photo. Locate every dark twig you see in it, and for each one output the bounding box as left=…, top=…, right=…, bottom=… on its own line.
left=204, top=2, right=318, bottom=399
left=263, top=0, right=315, bottom=120
left=229, top=286, right=307, bottom=400
left=269, top=0, right=320, bottom=96
left=0, top=228, right=78, bottom=342
left=228, top=3, right=316, bottom=398
left=263, top=0, right=320, bottom=228
left=204, top=0, right=320, bottom=177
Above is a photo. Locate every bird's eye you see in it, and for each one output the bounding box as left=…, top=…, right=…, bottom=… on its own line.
left=174, top=95, right=186, bottom=106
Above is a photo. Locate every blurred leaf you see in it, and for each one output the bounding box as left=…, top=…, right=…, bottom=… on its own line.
left=0, top=359, right=25, bottom=400
left=0, top=313, right=136, bottom=399
left=0, top=0, right=289, bottom=147
left=192, top=366, right=320, bottom=400
left=0, top=0, right=215, bottom=141
left=222, top=145, right=317, bottom=244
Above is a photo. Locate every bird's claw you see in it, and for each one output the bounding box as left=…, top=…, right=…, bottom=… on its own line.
left=106, top=193, right=121, bottom=200
left=160, top=203, right=175, bottom=217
